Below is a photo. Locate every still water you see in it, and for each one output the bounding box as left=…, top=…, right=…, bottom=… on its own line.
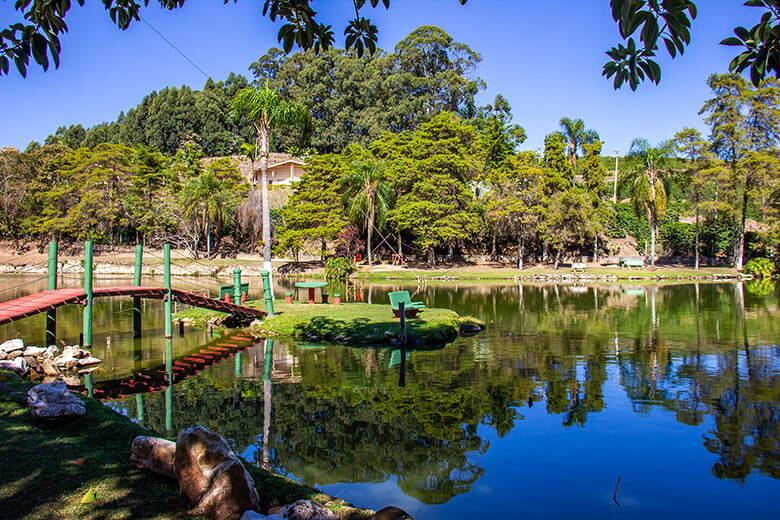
left=1, top=275, right=778, bottom=519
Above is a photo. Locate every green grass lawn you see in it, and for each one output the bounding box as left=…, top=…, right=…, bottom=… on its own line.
left=175, top=301, right=483, bottom=346
left=0, top=374, right=364, bottom=520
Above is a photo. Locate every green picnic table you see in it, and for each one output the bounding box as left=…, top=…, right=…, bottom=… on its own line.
left=294, top=282, right=329, bottom=304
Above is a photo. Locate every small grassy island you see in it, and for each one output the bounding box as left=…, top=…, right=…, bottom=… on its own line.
left=175, top=301, right=485, bottom=346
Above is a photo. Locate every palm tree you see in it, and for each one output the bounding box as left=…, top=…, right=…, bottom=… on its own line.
left=232, top=85, right=310, bottom=282
left=341, top=160, right=393, bottom=266
left=559, top=117, right=599, bottom=172
left=624, top=138, right=675, bottom=267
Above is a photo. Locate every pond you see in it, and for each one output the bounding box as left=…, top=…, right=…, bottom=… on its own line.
left=1, top=275, right=778, bottom=519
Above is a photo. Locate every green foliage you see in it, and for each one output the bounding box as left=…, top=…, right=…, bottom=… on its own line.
left=610, top=202, right=650, bottom=243
left=325, top=257, right=357, bottom=282
left=660, top=221, right=695, bottom=256
left=744, top=257, right=776, bottom=277
left=277, top=154, right=346, bottom=260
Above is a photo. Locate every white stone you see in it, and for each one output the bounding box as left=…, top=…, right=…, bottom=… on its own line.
left=0, top=357, right=28, bottom=374
left=0, top=338, right=24, bottom=354
left=23, top=346, right=47, bottom=357
left=276, top=500, right=338, bottom=520
left=76, top=356, right=102, bottom=367
left=61, top=345, right=83, bottom=359
left=27, top=380, right=86, bottom=420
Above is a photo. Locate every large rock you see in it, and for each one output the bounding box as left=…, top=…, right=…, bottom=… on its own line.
left=275, top=500, right=338, bottom=520
left=27, top=380, right=86, bottom=420
left=175, top=425, right=260, bottom=520
left=131, top=436, right=177, bottom=479
left=369, top=507, right=413, bottom=520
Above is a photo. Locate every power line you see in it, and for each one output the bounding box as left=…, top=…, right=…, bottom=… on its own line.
left=139, top=16, right=210, bottom=80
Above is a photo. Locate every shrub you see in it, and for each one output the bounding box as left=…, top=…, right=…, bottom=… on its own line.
left=744, top=258, right=776, bottom=278
left=659, top=222, right=695, bottom=256
left=325, top=257, right=356, bottom=281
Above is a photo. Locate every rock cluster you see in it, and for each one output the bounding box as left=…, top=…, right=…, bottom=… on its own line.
left=0, top=338, right=101, bottom=383
left=131, top=425, right=414, bottom=520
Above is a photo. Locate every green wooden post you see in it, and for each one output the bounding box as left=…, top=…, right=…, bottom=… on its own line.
left=82, top=241, right=94, bottom=348
left=233, top=268, right=242, bottom=303
left=46, top=241, right=58, bottom=345
left=135, top=393, right=145, bottom=427
left=133, top=244, right=143, bottom=338
left=164, top=243, right=173, bottom=339
left=165, top=337, right=173, bottom=432
left=261, top=270, right=274, bottom=317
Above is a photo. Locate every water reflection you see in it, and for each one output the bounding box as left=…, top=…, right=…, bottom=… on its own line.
left=3, top=277, right=779, bottom=517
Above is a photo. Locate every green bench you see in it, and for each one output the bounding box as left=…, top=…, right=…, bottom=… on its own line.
left=388, top=290, right=425, bottom=318
left=621, top=258, right=645, bottom=270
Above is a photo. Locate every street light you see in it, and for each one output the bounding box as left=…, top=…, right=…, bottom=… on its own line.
left=612, top=149, right=621, bottom=204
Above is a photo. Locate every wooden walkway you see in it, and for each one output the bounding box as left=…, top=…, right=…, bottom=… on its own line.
left=0, top=286, right=266, bottom=326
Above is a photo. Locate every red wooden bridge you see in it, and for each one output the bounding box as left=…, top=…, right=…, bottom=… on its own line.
left=0, top=286, right=266, bottom=326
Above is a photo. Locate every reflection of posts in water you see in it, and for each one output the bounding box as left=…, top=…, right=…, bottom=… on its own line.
left=399, top=345, right=407, bottom=387
left=133, top=244, right=143, bottom=338
left=163, top=243, right=173, bottom=339
left=46, top=240, right=57, bottom=345
left=262, top=339, right=274, bottom=470
left=136, top=393, right=145, bottom=427
left=133, top=338, right=143, bottom=373
left=234, top=352, right=242, bottom=377
left=165, top=337, right=173, bottom=433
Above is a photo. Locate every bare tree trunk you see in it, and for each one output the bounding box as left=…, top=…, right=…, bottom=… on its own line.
left=397, top=232, right=402, bottom=255
left=367, top=204, right=374, bottom=266
left=734, top=189, right=748, bottom=270
left=427, top=246, right=435, bottom=266
left=490, top=232, right=497, bottom=261
left=447, top=241, right=453, bottom=262
left=206, top=212, right=211, bottom=260
left=259, top=135, right=275, bottom=297
left=694, top=198, right=700, bottom=270
left=593, top=236, right=598, bottom=263
left=649, top=210, right=656, bottom=268
left=554, top=248, right=561, bottom=270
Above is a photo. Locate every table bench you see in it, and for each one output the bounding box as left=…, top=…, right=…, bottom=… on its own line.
left=294, top=282, right=329, bottom=304
left=571, top=262, right=587, bottom=272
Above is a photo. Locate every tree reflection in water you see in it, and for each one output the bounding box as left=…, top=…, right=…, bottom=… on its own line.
left=112, top=281, right=779, bottom=504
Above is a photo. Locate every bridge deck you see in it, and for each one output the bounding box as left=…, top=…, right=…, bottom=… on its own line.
left=0, top=286, right=266, bottom=326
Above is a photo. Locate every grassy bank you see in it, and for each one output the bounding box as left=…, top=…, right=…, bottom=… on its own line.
left=0, top=374, right=368, bottom=519
left=175, top=301, right=484, bottom=346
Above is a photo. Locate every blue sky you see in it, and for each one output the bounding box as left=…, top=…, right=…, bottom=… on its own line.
left=0, top=0, right=747, bottom=154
